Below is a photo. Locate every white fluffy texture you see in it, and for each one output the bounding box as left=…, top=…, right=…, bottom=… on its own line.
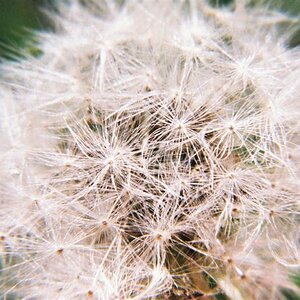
left=0, top=0, right=300, bottom=299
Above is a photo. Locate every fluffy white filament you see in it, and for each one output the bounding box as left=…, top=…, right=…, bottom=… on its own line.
left=0, top=0, right=299, bottom=299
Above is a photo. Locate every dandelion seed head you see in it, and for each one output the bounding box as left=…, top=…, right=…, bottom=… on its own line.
left=0, top=0, right=299, bottom=299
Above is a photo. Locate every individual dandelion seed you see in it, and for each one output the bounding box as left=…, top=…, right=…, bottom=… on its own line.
left=0, top=0, right=300, bottom=299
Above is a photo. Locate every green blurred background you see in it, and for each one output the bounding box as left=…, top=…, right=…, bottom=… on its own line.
left=0, top=0, right=53, bottom=59
left=0, top=0, right=299, bottom=299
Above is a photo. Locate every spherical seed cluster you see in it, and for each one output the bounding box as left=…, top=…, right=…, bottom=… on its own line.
left=0, top=1, right=300, bottom=299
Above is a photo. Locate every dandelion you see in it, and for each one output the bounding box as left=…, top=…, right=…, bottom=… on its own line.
left=0, top=0, right=299, bottom=299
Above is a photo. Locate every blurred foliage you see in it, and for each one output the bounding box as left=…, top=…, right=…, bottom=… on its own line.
left=0, top=0, right=52, bottom=59
left=282, top=274, right=300, bottom=300
left=258, top=0, right=300, bottom=13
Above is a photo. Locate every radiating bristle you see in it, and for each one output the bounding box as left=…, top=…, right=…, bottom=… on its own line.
left=0, top=0, right=299, bottom=299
